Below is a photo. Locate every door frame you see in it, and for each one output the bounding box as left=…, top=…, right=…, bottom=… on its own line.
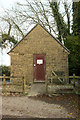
left=33, top=54, right=46, bottom=82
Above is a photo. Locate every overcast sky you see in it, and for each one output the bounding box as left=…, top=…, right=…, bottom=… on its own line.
left=0, top=0, right=24, bottom=8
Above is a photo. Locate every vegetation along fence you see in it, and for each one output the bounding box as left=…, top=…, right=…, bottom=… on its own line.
left=0, top=74, right=26, bottom=95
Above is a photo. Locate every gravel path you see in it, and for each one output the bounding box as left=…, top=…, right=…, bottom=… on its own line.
left=2, top=94, right=79, bottom=118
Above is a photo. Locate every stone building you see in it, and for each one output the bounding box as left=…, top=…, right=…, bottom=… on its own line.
left=8, top=24, right=70, bottom=84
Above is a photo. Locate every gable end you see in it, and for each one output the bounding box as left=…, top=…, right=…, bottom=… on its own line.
left=7, top=24, right=70, bottom=54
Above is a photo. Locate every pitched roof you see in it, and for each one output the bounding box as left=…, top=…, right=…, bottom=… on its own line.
left=8, top=23, right=70, bottom=54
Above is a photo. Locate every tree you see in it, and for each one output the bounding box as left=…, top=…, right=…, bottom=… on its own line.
left=0, top=20, right=18, bottom=48
left=72, top=1, right=80, bottom=36
left=0, top=0, right=72, bottom=43
left=0, top=11, right=24, bottom=48
left=0, top=66, right=10, bottom=76
left=65, top=1, right=80, bottom=75
left=49, top=1, right=70, bottom=41
left=65, top=35, right=80, bottom=75
left=1, top=23, right=18, bottom=48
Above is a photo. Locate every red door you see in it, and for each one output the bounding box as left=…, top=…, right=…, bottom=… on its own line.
left=33, top=54, right=45, bottom=82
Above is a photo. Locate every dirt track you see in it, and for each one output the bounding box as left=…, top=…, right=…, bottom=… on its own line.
left=2, top=94, right=79, bottom=118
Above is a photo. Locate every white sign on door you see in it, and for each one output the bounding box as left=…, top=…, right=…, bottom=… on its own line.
left=37, top=59, right=43, bottom=64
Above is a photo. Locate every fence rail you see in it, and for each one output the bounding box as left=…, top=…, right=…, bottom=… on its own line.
left=0, top=74, right=26, bottom=95
left=0, top=74, right=80, bottom=95
left=46, top=73, right=80, bottom=95
left=47, top=73, right=80, bottom=84
left=69, top=76, right=80, bottom=79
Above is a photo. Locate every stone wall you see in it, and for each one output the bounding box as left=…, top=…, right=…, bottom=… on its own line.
left=9, top=24, right=69, bottom=84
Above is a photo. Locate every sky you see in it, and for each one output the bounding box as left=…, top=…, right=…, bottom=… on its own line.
left=0, top=0, right=23, bottom=8
left=0, top=0, right=24, bottom=66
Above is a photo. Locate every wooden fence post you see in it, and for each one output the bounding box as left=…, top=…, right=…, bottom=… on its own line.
left=73, top=73, right=75, bottom=87
left=3, top=74, right=6, bottom=94
left=46, top=75, right=48, bottom=95
left=3, top=74, right=6, bottom=84
left=23, top=76, right=26, bottom=95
